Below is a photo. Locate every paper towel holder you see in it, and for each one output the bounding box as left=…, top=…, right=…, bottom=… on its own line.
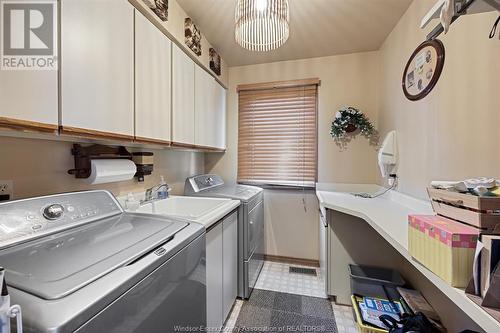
left=68, top=144, right=133, bottom=179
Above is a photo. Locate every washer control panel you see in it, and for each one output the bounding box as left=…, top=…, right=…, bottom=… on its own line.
left=186, top=174, right=225, bottom=194
left=43, top=204, right=65, bottom=220
left=0, top=191, right=122, bottom=247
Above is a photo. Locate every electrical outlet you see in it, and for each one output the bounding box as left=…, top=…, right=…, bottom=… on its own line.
left=0, top=180, right=13, bottom=201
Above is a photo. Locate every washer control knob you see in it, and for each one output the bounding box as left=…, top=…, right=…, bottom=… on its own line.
left=43, top=204, right=64, bottom=220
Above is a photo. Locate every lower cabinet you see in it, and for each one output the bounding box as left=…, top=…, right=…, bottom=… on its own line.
left=206, top=223, right=223, bottom=330
left=222, top=212, right=238, bottom=319
left=319, top=208, right=329, bottom=296
left=206, top=211, right=238, bottom=332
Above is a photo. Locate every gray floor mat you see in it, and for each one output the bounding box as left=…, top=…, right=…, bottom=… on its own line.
left=233, top=289, right=337, bottom=333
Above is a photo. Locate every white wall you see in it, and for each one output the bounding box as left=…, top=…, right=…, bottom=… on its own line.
left=206, top=52, right=381, bottom=261
left=378, top=1, right=500, bottom=199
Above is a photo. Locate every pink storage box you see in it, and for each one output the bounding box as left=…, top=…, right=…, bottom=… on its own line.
left=408, top=215, right=479, bottom=287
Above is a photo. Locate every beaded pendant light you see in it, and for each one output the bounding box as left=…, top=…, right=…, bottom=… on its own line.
left=235, top=0, right=290, bottom=52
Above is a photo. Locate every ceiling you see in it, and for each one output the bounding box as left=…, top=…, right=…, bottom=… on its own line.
left=177, top=0, right=413, bottom=66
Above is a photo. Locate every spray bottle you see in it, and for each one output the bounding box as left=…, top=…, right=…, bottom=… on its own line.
left=0, top=267, right=23, bottom=333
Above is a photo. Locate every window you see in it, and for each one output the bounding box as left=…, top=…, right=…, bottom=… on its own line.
left=237, top=78, right=319, bottom=188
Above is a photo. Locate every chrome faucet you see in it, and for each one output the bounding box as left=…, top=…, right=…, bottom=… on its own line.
left=140, top=183, right=171, bottom=205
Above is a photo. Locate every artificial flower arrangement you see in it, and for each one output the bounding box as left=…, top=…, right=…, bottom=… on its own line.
left=330, top=106, right=378, bottom=149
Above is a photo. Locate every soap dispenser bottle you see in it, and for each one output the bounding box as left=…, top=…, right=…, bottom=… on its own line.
left=125, top=192, right=140, bottom=211
left=157, top=176, right=169, bottom=199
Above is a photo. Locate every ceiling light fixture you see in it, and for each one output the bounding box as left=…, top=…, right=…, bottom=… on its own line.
left=235, top=0, right=290, bottom=52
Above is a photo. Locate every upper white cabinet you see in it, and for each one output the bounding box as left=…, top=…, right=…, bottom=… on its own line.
left=195, top=66, right=227, bottom=150
left=1, top=0, right=227, bottom=150
left=214, top=82, right=227, bottom=150
left=194, top=66, right=215, bottom=148
left=172, top=44, right=195, bottom=146
left=135, top=11, right=172, bottom=144
left=0, top=0, right=58, bottom=133
left=60, top=0, right=134, bottom=139
left=0, top=70, right=58, bottom=132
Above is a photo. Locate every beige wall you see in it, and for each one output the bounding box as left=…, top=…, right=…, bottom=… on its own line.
left=378, top=1, right=500, bottom=199
left=264, top=189, right=319, bottom=261
left=0, top=136, right=204, bottom=199
left=205, top=52, right=382, bottom=260
left=207, top=52, right=381, bottom=184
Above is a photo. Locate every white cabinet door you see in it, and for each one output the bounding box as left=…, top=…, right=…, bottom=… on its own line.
left=61, top=0, right=134, bottom=138
left=213, top=82, right=227, bottom=149
left=319, top=209, right=328, bottom=295
left=195, top=65, right=226, bottom=149
left=172, top=44, right=195, bottom=145
left=222, top=212, right=238, bottom=321
left=194, top=65, right=215, bottom=148
left=0, top=70, right=58, bottom=131
left=135, top=11, right=171, bottom=144
left=206, top=223, right=223, bottom=332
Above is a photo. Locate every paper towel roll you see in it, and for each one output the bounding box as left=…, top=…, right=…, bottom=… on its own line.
left=87, top=159, right=137, bottom=185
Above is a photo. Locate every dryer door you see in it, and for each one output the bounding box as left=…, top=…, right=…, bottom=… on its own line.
left=247, top=200, right=264, bottom=257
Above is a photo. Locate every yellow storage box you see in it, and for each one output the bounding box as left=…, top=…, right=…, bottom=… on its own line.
left=408, top=215, right=479, bottom=287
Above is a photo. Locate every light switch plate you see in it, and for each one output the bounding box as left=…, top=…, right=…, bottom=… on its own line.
left=0, top=180, right=13, bottom=201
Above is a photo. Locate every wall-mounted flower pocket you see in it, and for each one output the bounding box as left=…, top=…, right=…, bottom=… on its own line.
left=330, top=106, right=378, bottom=150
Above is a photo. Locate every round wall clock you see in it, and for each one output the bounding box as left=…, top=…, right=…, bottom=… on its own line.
left=402, top=39, right=445, bottom=101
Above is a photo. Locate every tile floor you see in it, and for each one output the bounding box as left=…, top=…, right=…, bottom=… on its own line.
left=224, top=261, right=359, bottom=333
left=255, top=261, right=326, bottom=298
left=224, top=299, right=244, bottom=332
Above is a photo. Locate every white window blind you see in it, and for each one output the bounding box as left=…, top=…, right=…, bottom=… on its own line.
left=237, top=79, right=319, bottom=188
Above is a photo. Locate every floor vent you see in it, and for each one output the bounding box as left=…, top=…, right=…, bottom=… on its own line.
left=289, top=266, right=317, bottom=276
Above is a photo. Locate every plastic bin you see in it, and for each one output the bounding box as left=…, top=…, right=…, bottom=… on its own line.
left=349, top=265, right=405, bottom=300
left=351, top=295, right=388, bottom=333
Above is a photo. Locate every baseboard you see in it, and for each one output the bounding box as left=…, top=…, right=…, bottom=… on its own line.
left=263, top=254, right=320, bottom=267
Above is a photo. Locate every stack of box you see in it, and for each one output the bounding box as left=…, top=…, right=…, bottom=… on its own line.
left=408, top=188, right=500, bottom=309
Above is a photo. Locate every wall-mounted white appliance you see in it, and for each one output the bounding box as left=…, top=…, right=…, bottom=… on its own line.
left=377, top=130, right=398, bottom=180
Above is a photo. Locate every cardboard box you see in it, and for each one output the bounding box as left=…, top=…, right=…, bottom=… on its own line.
left=408, top=214, right=479, bottom=287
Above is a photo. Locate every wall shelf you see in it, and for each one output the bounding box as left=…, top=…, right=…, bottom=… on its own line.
left=421, top=0, right=500, bottom=39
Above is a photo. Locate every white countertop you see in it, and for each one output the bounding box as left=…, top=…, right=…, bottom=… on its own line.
left=316, top=184, right=433, bottom=251
left=316, top=183, right=499, bottom=333
left=180, top=199, right=240, bottom=229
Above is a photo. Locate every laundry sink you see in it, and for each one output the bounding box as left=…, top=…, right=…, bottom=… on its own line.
left=136, top=196, right=232, bottom=219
